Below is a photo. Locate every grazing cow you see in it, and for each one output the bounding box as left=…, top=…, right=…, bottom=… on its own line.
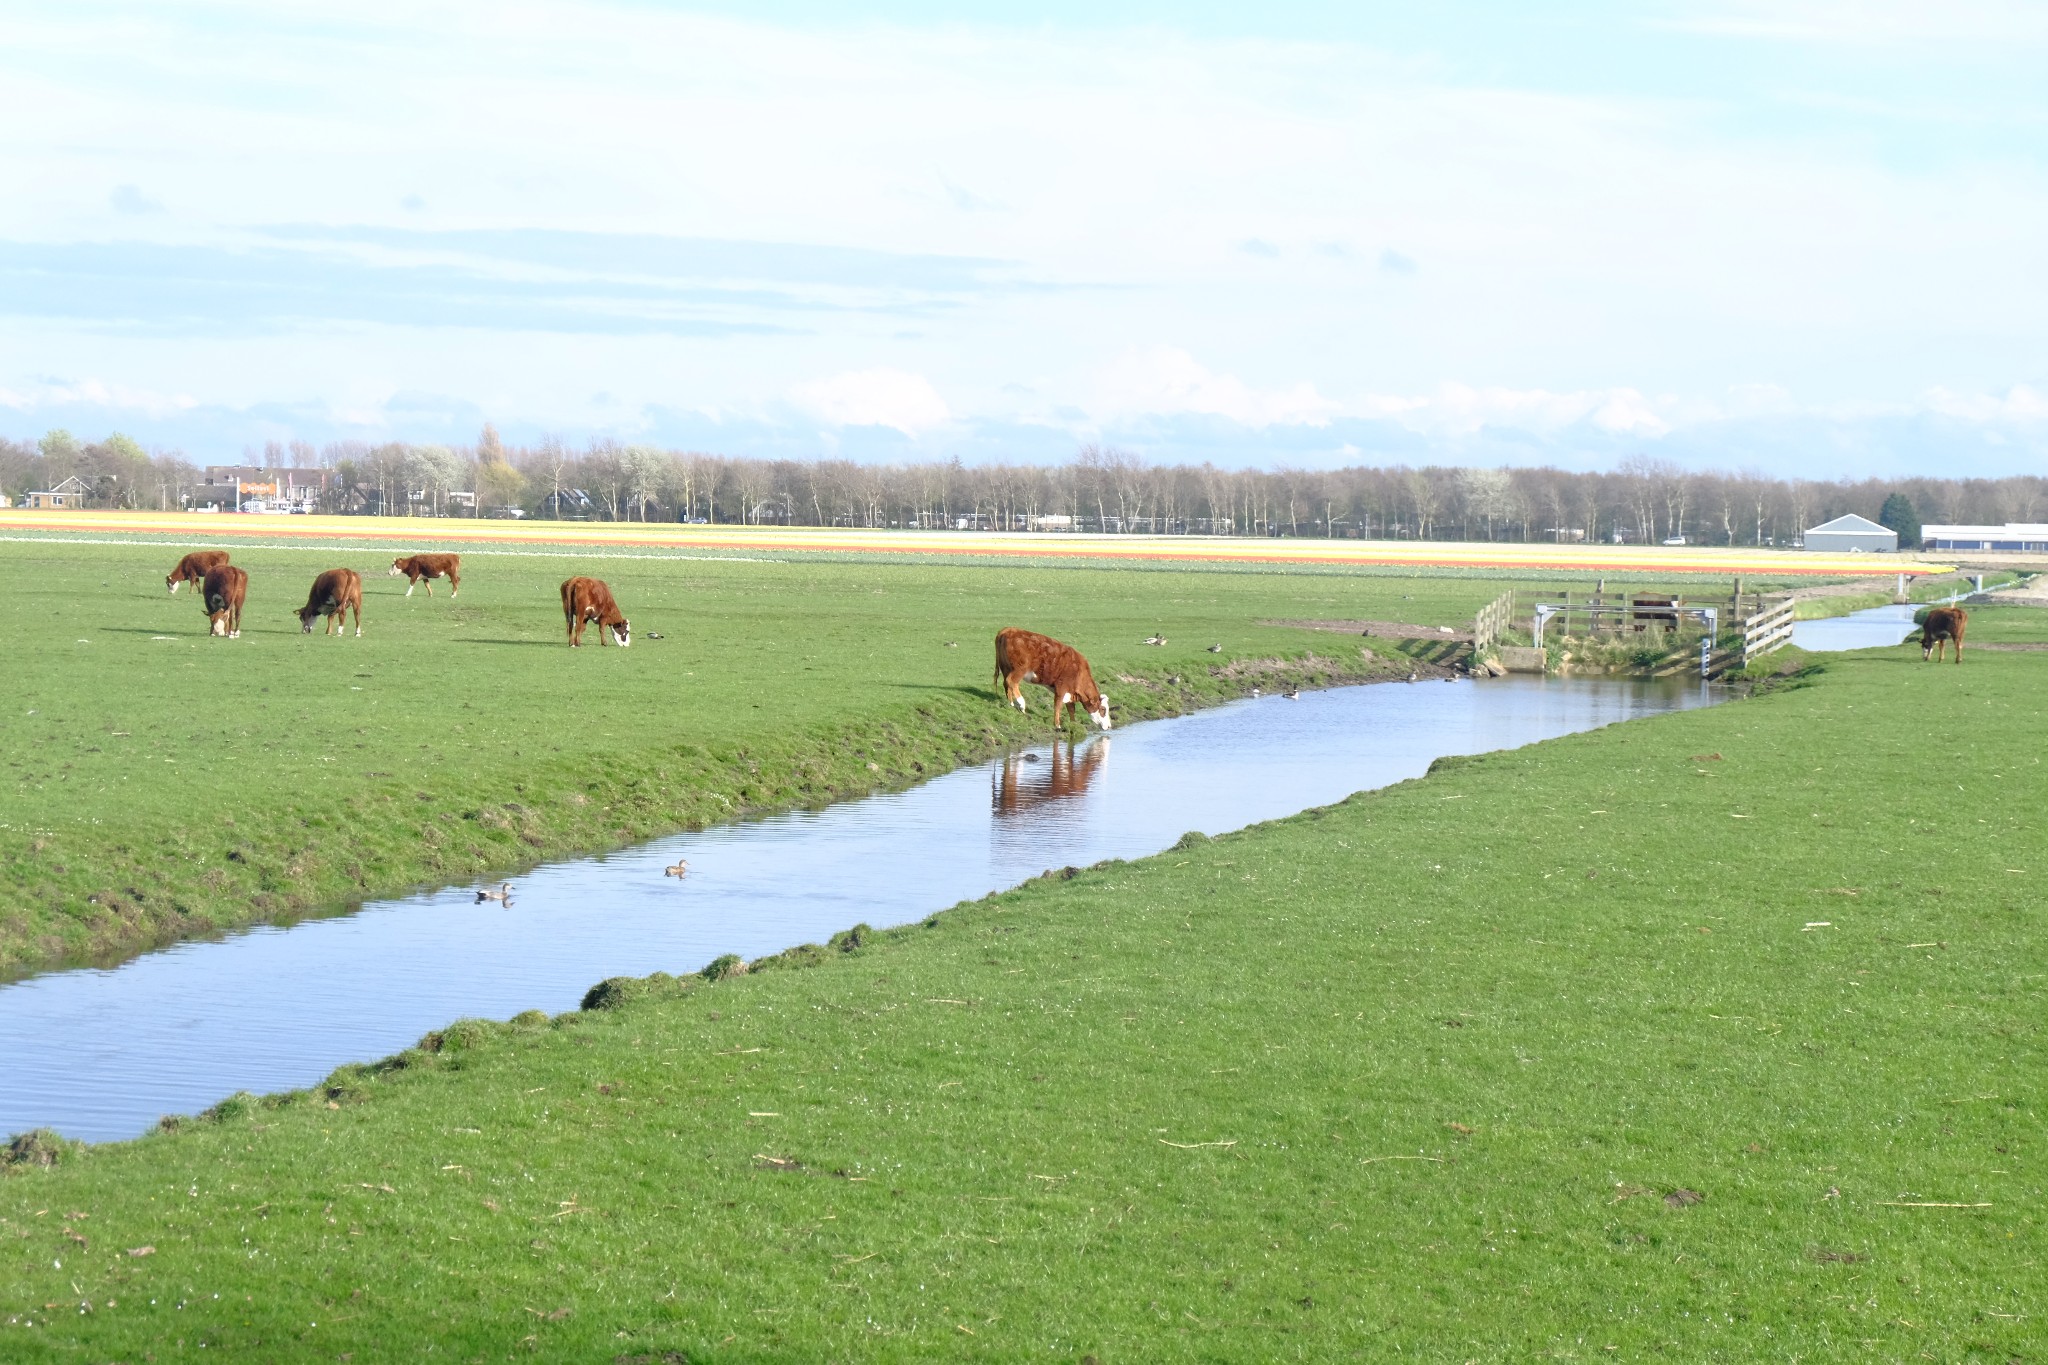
left=389, top=553, right=461, bottom=598
left=993, top=627, right=1111, bottom=730
left=1920, top=606, right=1967, bottom=664
left=560, top=576, right=630, bottom=647
left=1631, top=593, right=1680, bottom=632
left=297, top=568, right=364, bottom=637
left=202, top=564, right=248, bottom=638
left=166, top=550, right=230, bottom=595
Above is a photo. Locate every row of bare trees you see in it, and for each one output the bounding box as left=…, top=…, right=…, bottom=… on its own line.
left=4, top=428, right=2040, bottom=546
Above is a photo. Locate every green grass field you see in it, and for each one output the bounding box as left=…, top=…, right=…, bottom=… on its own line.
left=3, top=598, right=2042, bottom=1361
left=0, top=539, right=1519, bottom=975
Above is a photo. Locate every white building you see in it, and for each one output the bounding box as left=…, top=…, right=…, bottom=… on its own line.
left=1802, top=513, right=1897, bottom=553
left=1923, top=523, right=2048, bottom=552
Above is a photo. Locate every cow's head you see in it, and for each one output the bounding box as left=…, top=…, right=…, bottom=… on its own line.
left=297, top=605, right=321, bottom=633
left=167, top=574, right=183, bottom=594
left=610, top=619, right=631, bottom=648
left=209, top=612, right=230, bottom=637
left=1088, top=692, right=1111, bottom=730
left=387, top=559, right=407, bottom=576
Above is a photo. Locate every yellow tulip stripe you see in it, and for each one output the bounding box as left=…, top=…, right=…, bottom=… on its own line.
left=0, top=509, right=1949, bottom=576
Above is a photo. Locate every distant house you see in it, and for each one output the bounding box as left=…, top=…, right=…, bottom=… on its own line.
left=191, top=465, right=332, bottom=513
left=539, top=489, right=595, bottom=519
left=23, top=475, right=89, bottom=510
left=1803, top=513, right=1897, bottom=554
left=1922, top=523, right=2048, bottom=552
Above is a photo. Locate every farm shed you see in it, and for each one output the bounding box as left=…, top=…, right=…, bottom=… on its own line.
left=1922, top=523, right=2048, bottom=552
left=1802, top=513, right=1896, bottom=554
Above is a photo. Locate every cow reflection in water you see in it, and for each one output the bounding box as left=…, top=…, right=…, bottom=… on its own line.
left=993, top=738, right=1110, bottom=817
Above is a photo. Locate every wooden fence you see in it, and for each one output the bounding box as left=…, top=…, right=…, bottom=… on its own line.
left=1471, top=584, right=1797, bottom=677
left=1472, top=589, right=1514, bottom=657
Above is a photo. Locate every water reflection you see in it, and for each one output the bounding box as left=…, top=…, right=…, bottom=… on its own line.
left=993, top=737, right=1110, bottom=817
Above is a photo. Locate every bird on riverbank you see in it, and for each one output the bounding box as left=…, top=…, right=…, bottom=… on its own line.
left=1282, top=688, right=1300, bottom=700
left=1407, top=670, right=1418, bottom=683
left=1250, top=686, right=1262, bottom=698
left=664, top=860, right=689, bottom=878
left=475, top=882, right=513, bottom=903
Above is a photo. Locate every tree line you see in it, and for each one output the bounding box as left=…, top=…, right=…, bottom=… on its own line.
left=5, top=425, right=2039, bottom=547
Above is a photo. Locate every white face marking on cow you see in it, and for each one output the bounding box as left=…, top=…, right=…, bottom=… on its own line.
left=1092, top=694, right=1112, bottom=730
left=613, top=623, right=631, bottom=647
left=210, top=617, right=226, bottom=637
left=168, top=580, right=182, bottom=594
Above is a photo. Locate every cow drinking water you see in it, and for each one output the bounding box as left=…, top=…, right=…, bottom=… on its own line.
left=298, top=568, right=364, bottom=637
left=561, top=577, right=630, bottom=647
left=1921, top=606, right=1967, bottom=664
left=993, top=627, right=1111, bottom=730
left=202, top=564, right=248, bottom=638
left=389, top=553, right=460, bottom=598
left=167, top=550, right=230, bottom=594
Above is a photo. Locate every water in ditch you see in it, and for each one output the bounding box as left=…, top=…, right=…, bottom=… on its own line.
left=0, top=674, right=1722, bottom=1142
left=1789, top=603, right=1920, bottom=652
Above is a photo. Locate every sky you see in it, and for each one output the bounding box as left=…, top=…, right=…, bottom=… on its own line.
left=1, top=0, right=2044, bottom=476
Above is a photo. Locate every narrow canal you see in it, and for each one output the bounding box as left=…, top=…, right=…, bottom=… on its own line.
left=1, top=675, right=1721, bottom=1141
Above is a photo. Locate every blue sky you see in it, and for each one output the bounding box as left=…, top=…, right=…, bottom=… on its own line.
left=2, top=0, right=2043, bottom=474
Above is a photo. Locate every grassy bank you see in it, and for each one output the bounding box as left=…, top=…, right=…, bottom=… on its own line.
left=3, top=612, right=2042, bottom=1360
left=0, top=540, right=1506, bottom=975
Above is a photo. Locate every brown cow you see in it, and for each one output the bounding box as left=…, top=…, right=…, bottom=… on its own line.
left=166, top=549, right=230, bottom=594
left=994, top=627, right=1111, bottom=730
left=561, top=577, right=630, bottom=647
left=202, top=564, right=248, bottom=638
left=389, top=553, right=461, bottom=598
left=298, top=568, right=364, bottom=637
left=1920, top=606, right=1967, bottom=664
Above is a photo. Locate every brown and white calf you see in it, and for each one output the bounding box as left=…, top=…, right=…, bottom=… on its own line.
left=389, top=553, right=461, bottom=598
left=1921, top=606, right=1967, bottom=664
left=202, top=564, right=248, bottom=638
left=167, top=550, right=230, bottom=594
left=561, top=576, right=630, bottom=647
left=298, top=568, right=364, bottom=637
left=993, top=627, right=1111, bottom=730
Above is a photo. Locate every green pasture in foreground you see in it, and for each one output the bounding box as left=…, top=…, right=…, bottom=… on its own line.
left=3, top=609, right=2043, bottom=1361
left=0, top=539, right=1505, bottom=974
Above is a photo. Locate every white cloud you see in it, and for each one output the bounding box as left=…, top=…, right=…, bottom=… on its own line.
left=1096, top=348, right=1341, bottom=428
left=792, top=368, right=950, bottom=435
left=0, top=375, right=196, bottom=416
left=1671, top=0, right=2048, bottom=45
left=1924, top=384, right=2048, bottom=424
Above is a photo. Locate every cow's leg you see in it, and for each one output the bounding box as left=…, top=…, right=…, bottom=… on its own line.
left=449, top=575, right=459, bottom=599
left=424, top=578, right=434, bottom=597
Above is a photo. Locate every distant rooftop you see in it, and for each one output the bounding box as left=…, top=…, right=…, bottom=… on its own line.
left=1805, top=513, right=1891, bottom=535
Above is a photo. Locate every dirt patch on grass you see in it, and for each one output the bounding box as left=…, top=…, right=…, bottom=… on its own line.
left=1262, top=618, right=1472, bottom=642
